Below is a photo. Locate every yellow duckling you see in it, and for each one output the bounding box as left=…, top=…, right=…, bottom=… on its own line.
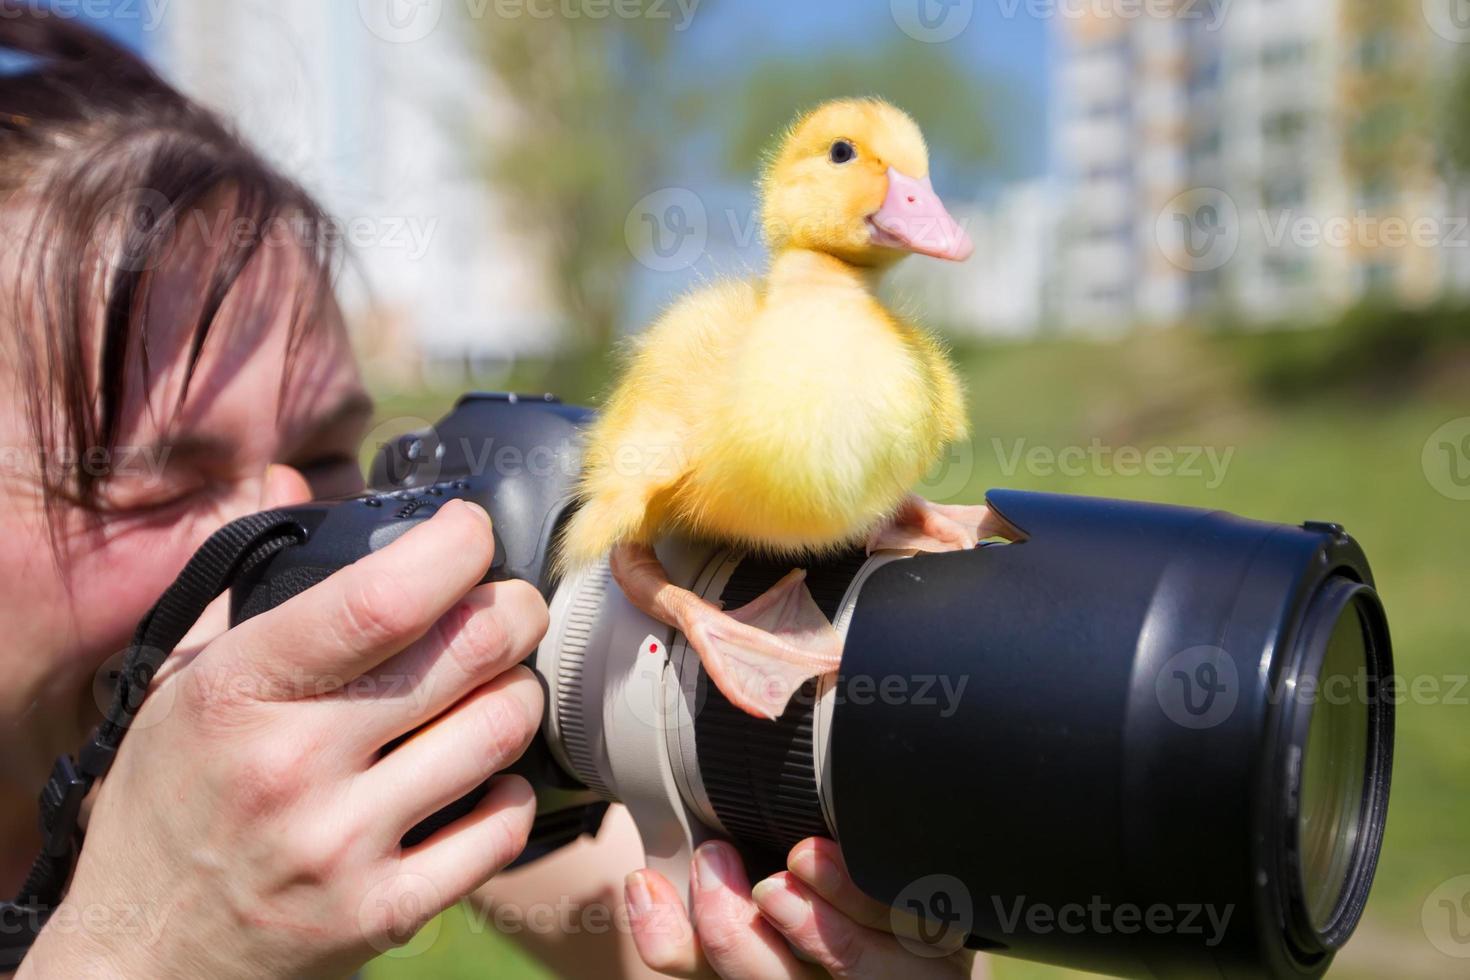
left=561, top=97, right=1002, bottom=718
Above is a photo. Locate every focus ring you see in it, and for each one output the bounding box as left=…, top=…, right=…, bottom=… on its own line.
left=555, top=559, right=615, bottom=799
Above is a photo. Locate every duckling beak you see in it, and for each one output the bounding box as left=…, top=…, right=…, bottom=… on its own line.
left=866, top=167, right=974, bottom=261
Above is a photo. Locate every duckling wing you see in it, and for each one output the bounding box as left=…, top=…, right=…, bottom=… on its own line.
left=559, top=280, right=759, bottom=568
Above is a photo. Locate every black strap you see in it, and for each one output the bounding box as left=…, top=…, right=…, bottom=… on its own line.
left=2, top=510, right=305, bottom=970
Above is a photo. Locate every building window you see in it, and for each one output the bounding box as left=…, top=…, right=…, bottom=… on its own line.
left=1081, top=100, right=1128, bottom=122
left=1356, top=31, right=1394, bottom=72
left=1263, top=110, right=1308, bottom=144
left=1362, top=261, right=1397, bottom=295
left=1263, top=172, right=1306, bottom=210
left=1189, top=126, right=1222, bottom=164
left=1190, top=266, right=1222, bottom=298
left=1083, top=222, right=1131, bottom=243
left=1356, top=174, right=1397, bottom=210
left=1088, top=285, right=1131, bottom=306
left=1350, top=104, right=1405, bottom=152
left=1083, top=163, right=1131, bottom=183
left=1266, top=254, right=1311, bottom=286
left=1262, top=40, right=1307, bottom=70
left=1189, top=56, right=1221, bottom=93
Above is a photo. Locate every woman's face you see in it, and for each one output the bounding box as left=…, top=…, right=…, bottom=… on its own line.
left=0, top=217, right=373, bottom=798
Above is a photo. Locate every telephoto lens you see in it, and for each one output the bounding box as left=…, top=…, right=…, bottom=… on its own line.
left=233, top=393, right=1394, bottom=980
left=540, top=494, right=1393, bottom=979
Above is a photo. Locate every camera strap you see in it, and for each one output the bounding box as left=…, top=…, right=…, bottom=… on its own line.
left=1, top=510, right=305, bottom=971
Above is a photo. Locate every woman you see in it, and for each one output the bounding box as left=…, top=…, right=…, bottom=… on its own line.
left=0, top=11, right=977, bottom=978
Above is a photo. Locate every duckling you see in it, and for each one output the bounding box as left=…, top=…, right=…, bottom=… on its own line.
left=561, top=97, right=1007, bottom=719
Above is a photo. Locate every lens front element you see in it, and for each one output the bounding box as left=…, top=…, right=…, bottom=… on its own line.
left=1298, top=600, right=1372, bottom=933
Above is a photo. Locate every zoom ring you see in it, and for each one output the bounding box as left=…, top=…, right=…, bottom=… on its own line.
left=691, top=551, right=867, bottom=865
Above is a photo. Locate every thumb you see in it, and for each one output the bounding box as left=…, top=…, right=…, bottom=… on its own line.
left=262, top=463, right=314, bottom=509
left=164, top=592, right=232, bottom=673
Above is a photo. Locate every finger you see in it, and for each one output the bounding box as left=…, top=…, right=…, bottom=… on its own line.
left=786, top=838, right=892, bottom=931
left=216, top=498, right=496, bottom=695
left=364, top=666, right=543, bottom=837
left=397, top=774, right=537, bottom=901
left=754, top=872, right=958, bottom=979
left=261, top=462, right=314, bottom=509
left=688, top=841, right=809, bottom=980
left=346, top=578, right=548, bottom=742
left=624, top=868, right=706, bottom=978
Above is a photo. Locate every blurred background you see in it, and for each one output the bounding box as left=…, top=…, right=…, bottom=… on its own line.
left=68, top=0, right=1470, bottom=976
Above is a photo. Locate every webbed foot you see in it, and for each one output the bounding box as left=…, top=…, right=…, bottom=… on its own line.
left=866, top=495, right=1014, bottom=554
left=610, top=544, right=841, bottom=720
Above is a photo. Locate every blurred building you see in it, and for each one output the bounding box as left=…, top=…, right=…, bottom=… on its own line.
left=1049, top=0, right=1468, bottom=333
left=155, top=1, right=562, bottom=385
left=1051, top=6, right=1191, bottom=332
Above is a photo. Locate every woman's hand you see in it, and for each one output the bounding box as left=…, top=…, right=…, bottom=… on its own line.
left=20, top=499, right=548, bottom=979
left=623, top=838, right=978, bottom=979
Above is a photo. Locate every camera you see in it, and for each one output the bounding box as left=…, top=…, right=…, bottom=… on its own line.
left=229, top=392, right=1394, bottom=979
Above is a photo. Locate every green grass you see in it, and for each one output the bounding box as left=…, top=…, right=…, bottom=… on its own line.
left=364, top=328, right=1470, bottom=979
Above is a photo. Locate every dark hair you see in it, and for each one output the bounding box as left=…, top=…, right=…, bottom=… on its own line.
left=0, top=3, right=338, bottom=513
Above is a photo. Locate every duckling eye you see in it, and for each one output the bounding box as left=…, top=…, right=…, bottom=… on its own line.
left=828, top=139, right=856, bottom=165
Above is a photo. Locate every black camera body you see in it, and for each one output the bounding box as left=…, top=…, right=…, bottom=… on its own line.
left=236, top=392, right=586, bottom=609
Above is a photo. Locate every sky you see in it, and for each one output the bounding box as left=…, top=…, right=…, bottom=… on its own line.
left=54, top=0, right=1052, bottom=329
left=73, top=0, right=1052, bottom=182
left=678, top=0, right=1052, bottom=181
left=81, top=1, right=147, bottom=50
left=623, top=1, right=1055, bottom=319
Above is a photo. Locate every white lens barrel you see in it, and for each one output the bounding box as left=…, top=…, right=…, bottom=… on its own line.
left=538, top=538, right=910, bottom=899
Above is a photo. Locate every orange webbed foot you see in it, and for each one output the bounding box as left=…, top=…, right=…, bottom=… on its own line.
left=609, top=544, right=841, bottom=720
left=866, top=495, right=1013, bottom=554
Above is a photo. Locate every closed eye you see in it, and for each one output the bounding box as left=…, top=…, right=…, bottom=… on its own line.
left=290, top=451, right=364, bottom=499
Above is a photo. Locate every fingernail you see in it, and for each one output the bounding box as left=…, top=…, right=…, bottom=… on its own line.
left=505, top=666, right=546, bottom=724
left=457, top=499, right=492, bottom=526
left=789, top=840, right=843, bottom=895
left=625, top=872, right=652, bottom=921
left=694, top=842, right=731, bottom=892
left=753, top=876, right=810, bottom=931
